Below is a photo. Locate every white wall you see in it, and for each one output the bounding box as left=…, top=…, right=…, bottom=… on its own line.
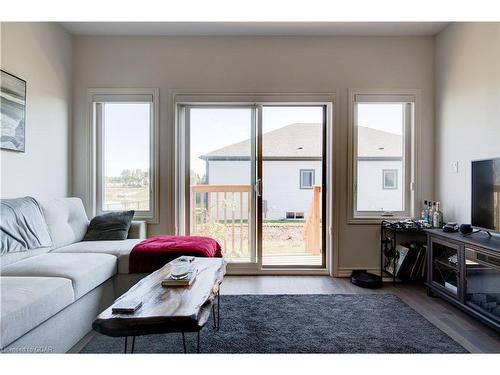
left=435, top=23, right=500, bottom=224
left=208, top=160, right=250, bottom=186
left=0, top=23, right=72, bottom=199
left=72, top=35, right=435, bottom=274
left=264, top=160, right=322, bottom=220
left=357, top=160, right=403, bottom=211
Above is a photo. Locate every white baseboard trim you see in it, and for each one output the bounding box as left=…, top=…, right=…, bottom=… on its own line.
left=227, top=268, right=331, bottom=276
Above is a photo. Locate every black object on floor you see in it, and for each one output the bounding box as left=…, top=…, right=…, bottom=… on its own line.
left=351, top=270, right=383, bottom=289
left=81, top=294, right=466, bottom=354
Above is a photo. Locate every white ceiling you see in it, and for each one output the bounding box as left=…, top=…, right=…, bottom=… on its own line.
left=60, top=22, right=449, bottom=36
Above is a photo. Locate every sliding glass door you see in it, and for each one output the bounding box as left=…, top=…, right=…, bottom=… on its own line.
left=260, top=106, right=326, bottom=267
left=183, top=103, right=327, bottom=269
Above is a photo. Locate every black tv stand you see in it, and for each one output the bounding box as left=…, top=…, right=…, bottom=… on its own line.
left=426, top=229, right=500, bottom=333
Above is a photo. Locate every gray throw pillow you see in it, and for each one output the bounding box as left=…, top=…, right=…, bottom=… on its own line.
left=83, top=211, right=135, bottom=241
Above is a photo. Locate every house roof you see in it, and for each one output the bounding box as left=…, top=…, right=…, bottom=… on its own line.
left=357, top=125, right=402, bottom=158
left=200, top=123, right=402, bottom=160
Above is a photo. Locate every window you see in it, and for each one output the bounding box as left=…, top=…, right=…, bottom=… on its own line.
left=383, top=169, right=398, bottom=189
left=91, top=89, right=158, bottom=221
left=295, top=212, right=305, bottom=219
left=350, top=91, right=415, bottom=220
left=300, top=169, right=315, bottom=189
left=286, top=211, right=305, bottom=220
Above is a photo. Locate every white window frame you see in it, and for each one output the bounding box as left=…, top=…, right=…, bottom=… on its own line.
left=299, top=169, right=315, bottom=189
left=382, top=169, right=398, bottom=190
left=347, top=89, right=419, bottom=223
left=87, top=88, right=159, bottom=222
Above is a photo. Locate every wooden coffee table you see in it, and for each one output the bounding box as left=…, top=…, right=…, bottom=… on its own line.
left=92, top=257, right=226, bottom=353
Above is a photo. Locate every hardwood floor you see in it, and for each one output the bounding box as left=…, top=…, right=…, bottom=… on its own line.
left=221, top=276, right=500, bottom=353
left=72, top=276, right=500, bottom=353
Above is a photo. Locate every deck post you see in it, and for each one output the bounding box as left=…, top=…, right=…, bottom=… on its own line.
left=304, top=186, right=321, bottom=255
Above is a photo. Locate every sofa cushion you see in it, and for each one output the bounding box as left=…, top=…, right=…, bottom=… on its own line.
left=83, top=210, right=135, bottom=241
left=38, top=198, right=89, bottom=249
left=52, top=239, right=142, bottom=274
left=0, top=276, right=75, bottom=349
left=0, top=247, right=50, bottom=269
left=1, top=253, right=117, bottom=299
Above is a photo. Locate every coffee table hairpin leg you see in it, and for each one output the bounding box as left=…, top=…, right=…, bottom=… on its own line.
left=181, top=332, right=187, bottom=353
left=197, top=330, right=200, bottom=353
left=211, top=287, right=221, bottom=331
left=181, top=331, right=200, bottom=353
left=123, top=336, right=136, bottom=354
left=217, top=288, right=220, bottom=331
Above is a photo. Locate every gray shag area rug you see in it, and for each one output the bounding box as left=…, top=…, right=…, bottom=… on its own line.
left=82, top=294, right=467, bottom=353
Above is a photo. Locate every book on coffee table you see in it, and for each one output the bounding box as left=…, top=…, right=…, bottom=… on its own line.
left=112, top=299, right=143, bottom=314
left=161, top=269, right=198, bottom=287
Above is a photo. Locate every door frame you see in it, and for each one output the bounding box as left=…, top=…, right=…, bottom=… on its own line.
left=258, top=104, right=328, bottom=270
left=173, top=91, right=336, bottom=275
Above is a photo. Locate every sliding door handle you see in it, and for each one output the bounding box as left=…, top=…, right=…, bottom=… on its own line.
left=255, top=179, right=262, bottom=197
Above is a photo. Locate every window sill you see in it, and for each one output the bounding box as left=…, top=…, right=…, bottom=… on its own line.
left=137, top=217, right=158, bottom=225
left=133, top=213, right=159, bottom=225
left=97, top=211, right=158, bottom=225
left=348, top=216, right=413, bottom=225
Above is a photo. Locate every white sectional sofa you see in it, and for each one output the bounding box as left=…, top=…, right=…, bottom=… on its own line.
left=0, top=197, right=147, bottom=353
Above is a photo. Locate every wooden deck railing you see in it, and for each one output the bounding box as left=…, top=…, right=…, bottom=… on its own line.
left=304, top=186, right=321, bottom=255
left=191, top=183, right=321, bottom=258
left=191, top=184, right=252, bottom=258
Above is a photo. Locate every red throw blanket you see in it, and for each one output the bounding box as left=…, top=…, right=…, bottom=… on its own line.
left=129, top=235, right=222, bottom=273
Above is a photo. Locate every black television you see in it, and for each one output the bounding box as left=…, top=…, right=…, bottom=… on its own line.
left=471, top=157, right=500, bottom=233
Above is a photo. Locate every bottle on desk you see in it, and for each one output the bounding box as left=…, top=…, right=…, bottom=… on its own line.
left=433, top=202, right=444, bottom=229
left=427, top=201, right=434, bottom=226
left=421, top=200, right=428, bottom=222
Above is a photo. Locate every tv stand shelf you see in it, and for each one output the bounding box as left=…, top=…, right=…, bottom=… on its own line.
left=426, top=229, right=500, bottom=333
left=427, top=229, right=500, bottom=254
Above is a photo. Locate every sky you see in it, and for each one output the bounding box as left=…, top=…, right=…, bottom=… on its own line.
left=103, top=103, right=150, bottom=177
left=102, top=103, right=403, bottom=178
left=357, top=103, right=404, bottom=135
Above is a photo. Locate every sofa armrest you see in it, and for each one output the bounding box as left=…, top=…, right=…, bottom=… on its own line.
left=128, top=221, right=146, bottom=239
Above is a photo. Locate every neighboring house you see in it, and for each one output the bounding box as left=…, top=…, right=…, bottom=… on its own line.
left=356, top=126, right=403, bottom=212
left=199, top=123, right=402, bottom=220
